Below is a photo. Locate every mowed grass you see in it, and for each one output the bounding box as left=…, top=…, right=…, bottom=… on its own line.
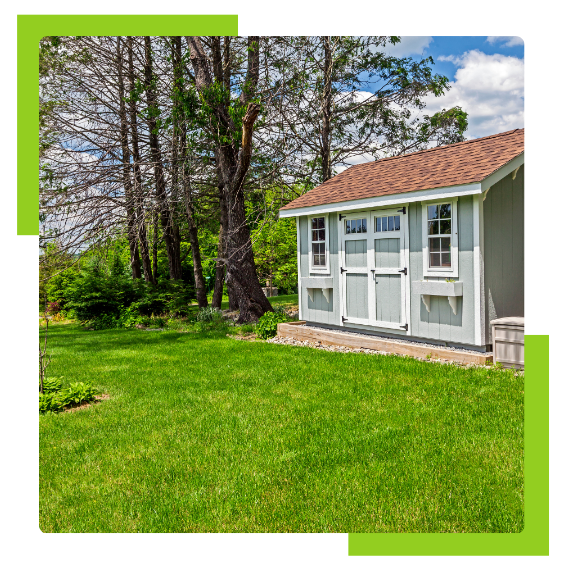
left=40, top=322, right=523, bottom=533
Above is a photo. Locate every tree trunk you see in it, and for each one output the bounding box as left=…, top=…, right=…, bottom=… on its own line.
left=211, top=188, right=228, bottom=309
left=186, top=35, right=272, bottom=322
left=321, top=36, right=333, bottom=183
left=144, top=35, right=182, bottom=281
left=152, top=209, right=159, bottom=284
left=171, top=36, right=208, bottom=308
left=127, top=37, right=154, bottom=285
left=116, top=37, right=142, bottom=279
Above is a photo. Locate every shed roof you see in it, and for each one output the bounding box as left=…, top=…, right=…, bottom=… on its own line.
left=280, top=128, right=524, bottom=211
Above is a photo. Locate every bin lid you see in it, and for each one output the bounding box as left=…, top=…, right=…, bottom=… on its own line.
left=490, top=316, right=524, bottom=327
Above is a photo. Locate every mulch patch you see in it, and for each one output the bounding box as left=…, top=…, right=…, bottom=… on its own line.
left=62, top=393, right=110, bottom=413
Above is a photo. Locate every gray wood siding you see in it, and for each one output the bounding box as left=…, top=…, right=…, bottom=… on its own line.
left=346, top=273, right=369, bottom=319
left=408, top=196, right=476, bottom=345
left=375, top=238, right=401, bottom=268
left=299, top=213, right=340, bottom=325
left=483, top=166, right=524, bottom=344
left=375, top=274, right=402, bottom=323
left=344, top=239, right=367, bottom=267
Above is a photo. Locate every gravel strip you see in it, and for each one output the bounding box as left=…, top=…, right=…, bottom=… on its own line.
left=297, top=324, right=492, bottom=356
left=267, top=334, right=491, bottom=368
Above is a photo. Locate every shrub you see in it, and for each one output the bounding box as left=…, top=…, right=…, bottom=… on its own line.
left=256, top=311, right=288, bottom=339
left=47, top=300, right=61, bottom=315
left=39, top=380, right=99, bottom=413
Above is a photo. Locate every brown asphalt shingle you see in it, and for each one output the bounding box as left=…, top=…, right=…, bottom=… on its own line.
left=280, top=128, right=524, bottom=211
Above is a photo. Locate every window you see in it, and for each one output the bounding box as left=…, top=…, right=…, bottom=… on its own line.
left=308, top=215, right=331, bottom=274
left=427, top=203, right=451, bottom=267
left=311, top=217, right=327, bottom=268
left=422, top=199, right=458, bottom=277
left=375, top=215, right=400, bottom=233
left=346, top=218, right=367, bottom=234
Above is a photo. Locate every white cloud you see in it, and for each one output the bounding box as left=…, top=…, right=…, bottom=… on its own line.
left=384, top=36, right=433, bottom=57
left=422, top=49, right=524, bottom=139
left=486, top=36, right=524, bottom=48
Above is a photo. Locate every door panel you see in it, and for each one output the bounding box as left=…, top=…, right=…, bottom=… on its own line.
left=345, top=239, right=367, bottom=267
left=375, top=274, right=402, bottom=324
left=346, top=273, right=369, bottom=320
left=374, top=238, right=401, bottom=268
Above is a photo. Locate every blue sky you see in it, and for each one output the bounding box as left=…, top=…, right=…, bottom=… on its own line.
left=383, top=36, right=524, bottom=140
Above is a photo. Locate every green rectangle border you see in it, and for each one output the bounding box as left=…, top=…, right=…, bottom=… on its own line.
left=350, top=335, right=548, bottom=555
left=18, top=14, right=238, bottom=235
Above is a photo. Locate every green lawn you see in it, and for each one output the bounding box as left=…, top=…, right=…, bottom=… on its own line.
left=40, top=320, right=523, bottom=533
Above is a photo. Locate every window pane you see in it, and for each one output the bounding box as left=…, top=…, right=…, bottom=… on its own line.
left=382, top=217, right=387, bottom=231
left=319, top=253, right=326, bottom=266
left=429, top=237, right=441, bottom=252
left=319, top=243, right=325, bottom=255
left=317, top=217, right=325, bottom=229
left=318, top=229, right=325, bottom=241
left=313, top=243, right=319, bottom=255
left=376, top=217, right=381, bottom=232
left=428, top=220, right=439, bottom=235
left=313, top=254, right=320, bottom=266
left=394, top=216, right=400, bottom=231
left=346, top=220, right=350, bottom=234
left=351, top=221, right=357, bottom=234
left=440, top=237, right=451, bottom=251
left=440, top=219, right=451, bottom=235
left=388, top=216, right=394, bottom=231
left=441, top=252, right=451, bottom=267
left=439, top=204, right=451, bottom=219
left=429, top=253, right=441, bottom=267
left=361, top=219, right=367, bottom=233
left=312, top=218, right=318, bottom=230
left=312, top=229, right=318, bottom=241
left=428, top=205, right=439, bottom=220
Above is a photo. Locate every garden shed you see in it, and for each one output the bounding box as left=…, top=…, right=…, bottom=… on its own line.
left=279, top=129, right=524, bottom=352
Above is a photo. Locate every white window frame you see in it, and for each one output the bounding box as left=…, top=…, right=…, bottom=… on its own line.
left=422, top=198, right=459, bottom=278
left=308, top=214, right=331, bottom=274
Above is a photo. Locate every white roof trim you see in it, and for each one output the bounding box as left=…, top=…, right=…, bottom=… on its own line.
left=279, top=181, right=482, bottom=218
left=480, top=152, right=524, bottom=192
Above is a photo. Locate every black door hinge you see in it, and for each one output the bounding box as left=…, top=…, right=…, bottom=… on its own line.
left=342, top=316, right=348, bottom=323
left=341, top=267, right=348, bottom=274
left=398, top=267, right=407, bottom=275
left=339, top=214, right=347, bottom=221
left=400, top=324, right=408, bottom=331
left=397, top=206, right=406, bottom=214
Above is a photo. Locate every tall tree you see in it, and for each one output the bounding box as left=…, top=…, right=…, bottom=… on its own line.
left=186, top=36, right=273, bottom=322
left=143, top=36, right=182, bottom=281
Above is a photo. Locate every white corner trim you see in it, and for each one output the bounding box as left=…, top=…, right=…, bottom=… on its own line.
left=297, top=217, right=302, bottom=320
left=473, top=194, right=485, bottom=346
left=279, top=182, right=482, bottom=218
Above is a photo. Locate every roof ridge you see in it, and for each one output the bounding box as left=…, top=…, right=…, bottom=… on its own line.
left=372, top=128, right=523, bottom=165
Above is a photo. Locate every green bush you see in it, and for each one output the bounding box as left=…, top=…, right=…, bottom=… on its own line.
left=50, top=251, right=195, bottom=326
left=39, top=380, right=99, bottom=413
left=256, top=311, right=288, bottom=339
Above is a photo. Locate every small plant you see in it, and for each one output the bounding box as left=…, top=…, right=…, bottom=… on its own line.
left=445, top=278, right=456, bottom=283
left=39, top=379, right=99, bottom=413
left=196, top=306, right=223, bottom=323
left=256, top=311, right=288, bottom=339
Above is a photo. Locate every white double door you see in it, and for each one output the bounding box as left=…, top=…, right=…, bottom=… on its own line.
left=339, top=207, right=409, bottom=331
